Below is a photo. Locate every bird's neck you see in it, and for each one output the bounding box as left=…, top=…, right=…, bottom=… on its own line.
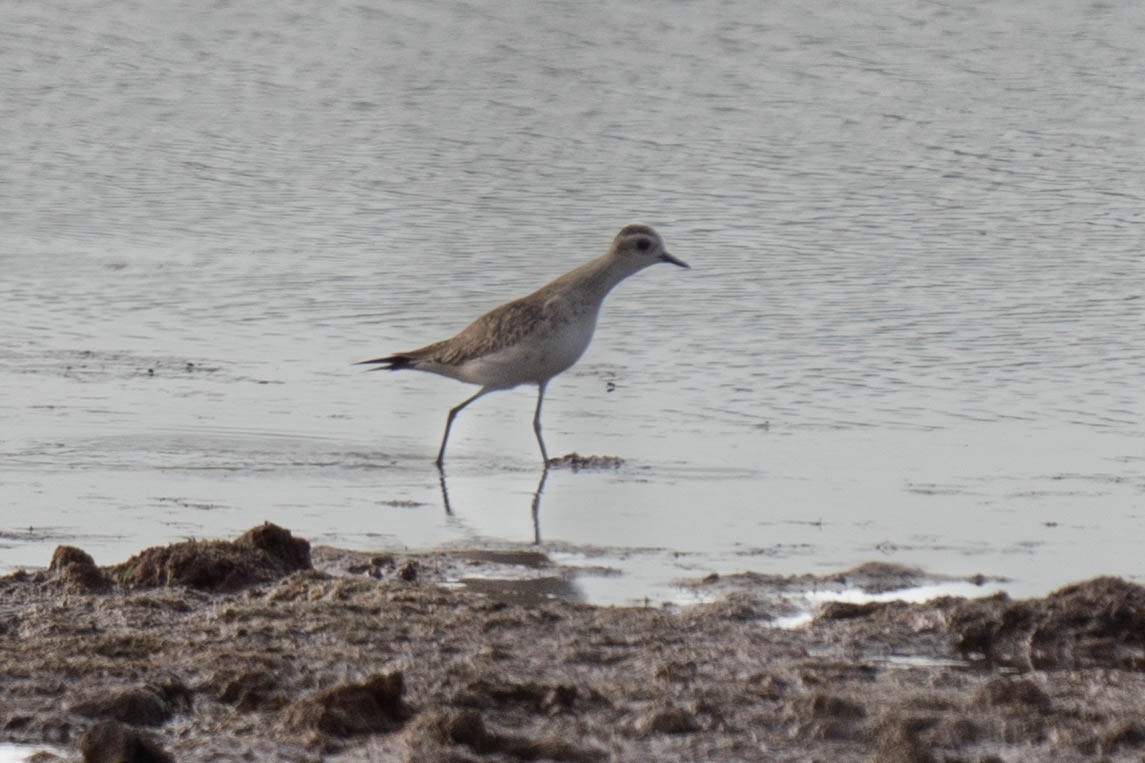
left=551, top=254, right=640, bottom=303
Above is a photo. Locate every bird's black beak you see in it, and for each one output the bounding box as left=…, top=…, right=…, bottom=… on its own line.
left=659, top=250, right=690, bottom=269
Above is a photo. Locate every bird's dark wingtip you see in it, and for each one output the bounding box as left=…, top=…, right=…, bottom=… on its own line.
left=355, top=355, right=415, bottom=371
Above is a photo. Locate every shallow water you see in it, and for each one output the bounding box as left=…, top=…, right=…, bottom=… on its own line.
left=2, top=0, right=1143, bottom=604
left=0, top=744, right=66, bottom=763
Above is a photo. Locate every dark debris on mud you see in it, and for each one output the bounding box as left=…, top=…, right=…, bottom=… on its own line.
left=3, top=524, right=1145, bottom=762
left=110, top=522, right=312, bottom=592
left=545, top=452, right=625, bottom=471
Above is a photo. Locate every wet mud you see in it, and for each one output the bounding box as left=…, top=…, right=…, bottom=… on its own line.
left=4, top=524, right=1145, bottom=761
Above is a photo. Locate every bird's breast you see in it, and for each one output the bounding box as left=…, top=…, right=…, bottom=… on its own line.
left=541, top=310, right=598, bottom=372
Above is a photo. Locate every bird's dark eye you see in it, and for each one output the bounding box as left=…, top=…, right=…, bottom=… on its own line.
left=635, top=238, right=651, bottom=252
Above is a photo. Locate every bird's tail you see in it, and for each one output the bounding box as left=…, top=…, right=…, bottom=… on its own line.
left=355, top=354, right=416, bottom=371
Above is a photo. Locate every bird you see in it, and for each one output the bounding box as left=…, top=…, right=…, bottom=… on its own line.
left=358, top=224, right=689, bottom=468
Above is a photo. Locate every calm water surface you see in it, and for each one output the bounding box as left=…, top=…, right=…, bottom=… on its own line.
left=2, top=0, right=1143, bottom=604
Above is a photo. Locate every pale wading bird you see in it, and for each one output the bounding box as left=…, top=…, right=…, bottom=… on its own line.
left=358, top=224, right=689, bottom=468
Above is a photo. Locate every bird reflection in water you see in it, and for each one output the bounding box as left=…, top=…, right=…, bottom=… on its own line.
left=438, top=465, right=549, bottom=545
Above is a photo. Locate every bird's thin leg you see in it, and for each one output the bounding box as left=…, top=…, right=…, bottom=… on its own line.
left=532, top=381, right=550, bottom=466
left=436, top=387, right=489, bottom=469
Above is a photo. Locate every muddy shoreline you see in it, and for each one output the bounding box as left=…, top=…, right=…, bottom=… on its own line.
left=4, top=524, right=1145, bottom=762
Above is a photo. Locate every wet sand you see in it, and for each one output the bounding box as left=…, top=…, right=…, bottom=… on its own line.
left=4, top=524, right=1145, bottom=762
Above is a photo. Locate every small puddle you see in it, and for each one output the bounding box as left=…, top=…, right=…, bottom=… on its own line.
left=772, top=579, right=1006, bottom=630
left=0, top=743, right=67, bottom=762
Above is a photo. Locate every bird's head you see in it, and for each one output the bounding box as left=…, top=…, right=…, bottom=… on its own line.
left=608, top=224, right=689, bottom=271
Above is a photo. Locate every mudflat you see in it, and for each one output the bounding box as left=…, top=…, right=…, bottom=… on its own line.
left=3, top=524, right=1144, bottom=762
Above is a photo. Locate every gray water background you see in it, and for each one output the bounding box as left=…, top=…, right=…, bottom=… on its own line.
left=2, top=0, right=1143, bottom=603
